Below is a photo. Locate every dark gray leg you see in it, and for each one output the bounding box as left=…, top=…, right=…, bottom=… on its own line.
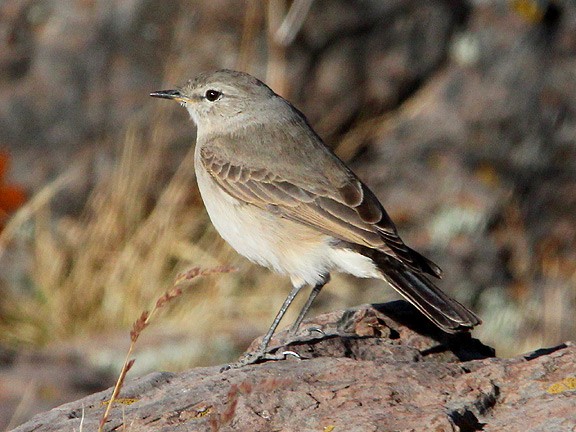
left=290, top=274, right=330, bottom=333
left=258, top=282, right=304, bottom=354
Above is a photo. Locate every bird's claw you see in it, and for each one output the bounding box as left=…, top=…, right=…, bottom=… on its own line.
left=220, top=349, right=303, bottom=371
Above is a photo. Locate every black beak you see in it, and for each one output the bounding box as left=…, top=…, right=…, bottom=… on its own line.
left=149, top=89, right=182, bottom=99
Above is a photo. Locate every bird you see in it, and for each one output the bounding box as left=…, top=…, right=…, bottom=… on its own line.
left=150, top=69, right=481, bottom=367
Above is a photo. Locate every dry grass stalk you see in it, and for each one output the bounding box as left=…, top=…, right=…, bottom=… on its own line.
left=0, top=160, right=87, bottom=258
left=273, top=0, right=313, bottom=46
left=98, top=266, right=235, bottom=431
left=237, top=1, right=263, bottom=73
left=266, top=0, right=289, bottom=96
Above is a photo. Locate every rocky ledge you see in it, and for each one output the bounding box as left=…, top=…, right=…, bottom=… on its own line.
left=12, top=302, right=575, bottom=431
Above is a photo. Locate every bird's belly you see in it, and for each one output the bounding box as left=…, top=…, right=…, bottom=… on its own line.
left=195, top=164, right=332, bottom=286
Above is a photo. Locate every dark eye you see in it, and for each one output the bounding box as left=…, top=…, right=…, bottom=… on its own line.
left=205, top=89, right=221, bottom=102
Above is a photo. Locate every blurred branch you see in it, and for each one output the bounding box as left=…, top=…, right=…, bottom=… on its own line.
left=237, top=1, right=264, bottom=73
left=274, top=0, right=313, bottom=46
left=266, top=0, right=288, bottom=96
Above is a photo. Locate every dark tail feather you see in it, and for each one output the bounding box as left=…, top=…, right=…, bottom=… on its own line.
left=406, top=245, right=443, bottom=279
left=376, top=255, right=481, bottom=333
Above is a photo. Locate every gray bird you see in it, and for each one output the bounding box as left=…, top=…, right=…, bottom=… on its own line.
left=151, top=69, right=481, bottom=367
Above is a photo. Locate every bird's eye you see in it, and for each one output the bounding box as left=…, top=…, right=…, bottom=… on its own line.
left=205, top=89, right=222, bottom=102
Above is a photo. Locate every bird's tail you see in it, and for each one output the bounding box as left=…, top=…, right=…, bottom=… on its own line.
left=375, top=254, right=481, bottom=333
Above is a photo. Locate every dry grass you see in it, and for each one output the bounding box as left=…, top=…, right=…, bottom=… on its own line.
left=0, top=132, right=371, bottom=375
left=0, top=104, right=301, bottom=366
left=0, top=1, right=362, bottom=370
left=98, top=266, right=234, bottom=431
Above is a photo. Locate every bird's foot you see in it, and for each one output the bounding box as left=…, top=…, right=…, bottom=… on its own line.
left=289, top=323, right=327, bottom=339
left=220, top=349, right=301, bottom=371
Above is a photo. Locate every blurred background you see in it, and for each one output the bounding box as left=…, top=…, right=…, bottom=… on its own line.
left=0, top=0, right=575, bottom=428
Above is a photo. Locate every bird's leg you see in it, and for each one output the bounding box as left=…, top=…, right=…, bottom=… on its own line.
left=290, top=275, right=330, bottom=334
left=225, top=282, right=305, bottom=369
left=257, top=282, right=304, bottom=354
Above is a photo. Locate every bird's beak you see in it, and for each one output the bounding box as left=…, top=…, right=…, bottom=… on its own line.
left=149, top=89, right=188, bottom=103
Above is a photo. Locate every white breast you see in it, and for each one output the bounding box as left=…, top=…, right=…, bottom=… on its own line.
left=194, top=156, right=333, bottom=286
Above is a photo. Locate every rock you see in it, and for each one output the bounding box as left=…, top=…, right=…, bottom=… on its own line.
left=11, top=303, right=575, bottom=432
left=0, top=344, right=116, bottom=430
